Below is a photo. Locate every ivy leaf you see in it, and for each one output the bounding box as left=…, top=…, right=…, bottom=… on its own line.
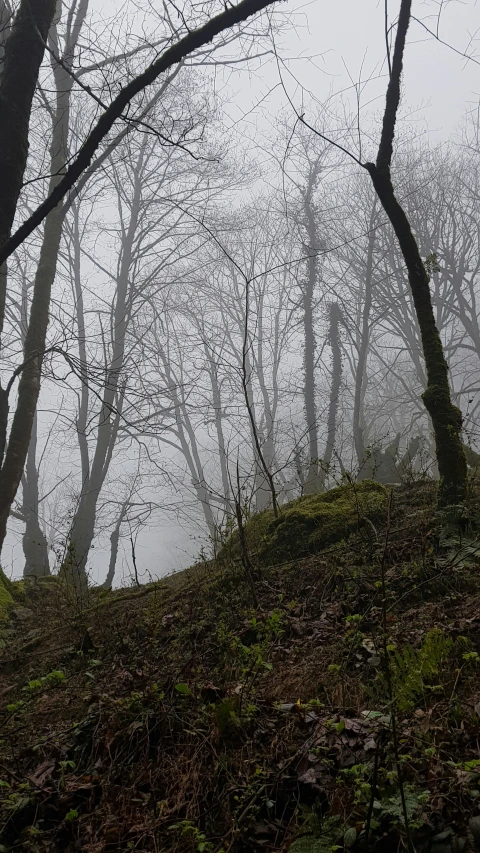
left=174, top=683, right=192, bottom=695
left=344, top=827, right=357, bottom=848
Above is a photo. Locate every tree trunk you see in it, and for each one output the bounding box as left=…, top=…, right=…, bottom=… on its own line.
left=0, top=0, right=56, bottom=342
left=302, top=179, right=320, bottom=494
left=65, top=139, right=145, bottom=590
left=363, top=0, right=467, bottom=506
left=0, top=0, right=56, bottom=466
left=353, top=218, right=375, bottom=465
left=204, top=344, right=231, bottom=509
left=103, top=522, right=122, bottom=590
left=22, top=413, right=50, bottom=578
left=255, top=290, right=278, bottom=510
left=318, top=302, right=342, bottom=490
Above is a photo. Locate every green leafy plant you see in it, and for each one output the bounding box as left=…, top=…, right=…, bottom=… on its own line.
left=58, top=760, right=76, bottom=789
left=65, top=808, right=79, bottom=821
left=168, top=820, right=224, bottom=853
left=289, top=813, right=340, bottom=853
left=289, top=839, right=339, bottom=853
left=23, top=670, right=66, bottom=693
left=389, top=629, right=452, bottom=711
left=340, top=763, right=371, bottom=805
left=374, top=784, right=429, bottom=829
left=215, top=612, right=283, bottom=711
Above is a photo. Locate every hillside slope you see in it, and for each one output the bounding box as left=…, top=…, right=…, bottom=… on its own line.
left=1, top=481, right=480, bottom=853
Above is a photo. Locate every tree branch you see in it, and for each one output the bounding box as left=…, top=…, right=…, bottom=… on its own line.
left=0, top=0, right=278, bottom=267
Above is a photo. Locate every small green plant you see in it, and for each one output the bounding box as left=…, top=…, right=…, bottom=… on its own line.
left=214, top=697, right=240, bottom=735
left=168, top=820, right=224, bottom=853
left=65, top=808, right=79, bottom=821
left=389, top=629, right=452, bottom=711
left=463, top=651, right=480, bottom=663
left=374, top=784, right=429, bottom=829
left=58, top=760, right=76, bottom=789
left=340, top=763, right=371, bottom=805
left=6, top=700, right=25, bottom=714
left=215, top=611, right=283, bottom=711
left=289, top=839, right=339, bottom=853
left=23, top=670, right=66, bottom=693
left=289, top=812, right=340, bottom=853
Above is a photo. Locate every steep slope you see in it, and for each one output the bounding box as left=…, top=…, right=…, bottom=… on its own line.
left=1, top=481, right=480, bottom=853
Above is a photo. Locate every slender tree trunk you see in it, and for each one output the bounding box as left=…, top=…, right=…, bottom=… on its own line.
left=353, top=217, right=375, bottom=465
left=69, top=202, right=90, bottom=485
left=299, top=165, right=323, bottom=494
left=318, top=302, right=342, bottom=490
left=241, top=281, right=278, bottom=515
left=102, top=501, right=130, bottom=589
left=18, top=250, right=50, bottom=577
left=64, top=390, right=124, bottom=592
left=204, top=345, right=231, bottom=508
left=65, top=141, right=145, bottom=590
left=255, top=293, right=277, bottom=510
left=363, top=0, right=467, bottom=506
left=22, top=413, right=50, bottom=577
left=181, top=414, right=217, bottom=539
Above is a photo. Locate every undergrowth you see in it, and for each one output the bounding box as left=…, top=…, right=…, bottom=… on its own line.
left=1, top=481, right=480, bottom=852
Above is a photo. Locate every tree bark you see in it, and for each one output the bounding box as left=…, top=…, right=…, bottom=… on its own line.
left=0, top=0, right=56, bottom=464
left=204, top=342, right=231, bottom=510
left=353, top=215, right=376, bottom=465
left=363, top=0, right=467, bottom=506
left=22, top=413, right=50, bottom=577
left=0, top=0, right=56, bottom=341
left=301, top=169, right=321, bottom=494
left=318, top=302, right=342, bottom=490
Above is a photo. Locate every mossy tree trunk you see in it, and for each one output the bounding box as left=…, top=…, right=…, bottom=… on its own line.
left=0, top=565, right=14, bottom=620
left=363, top=0, right=467, bottom=506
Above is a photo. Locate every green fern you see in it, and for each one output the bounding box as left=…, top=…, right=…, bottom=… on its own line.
left=289, top=815, right=340, bottom=853
left=289, top=838, right=333, bottom=853
left=389, top=629, right=452, bottom=711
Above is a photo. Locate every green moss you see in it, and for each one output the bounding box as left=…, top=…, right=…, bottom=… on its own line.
left=240, top=481, right=387, bottom=566
left=0, top=566, right=14, bottom=622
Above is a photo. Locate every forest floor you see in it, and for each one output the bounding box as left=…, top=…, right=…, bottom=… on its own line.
left=1, top=481, right=480, bottom=853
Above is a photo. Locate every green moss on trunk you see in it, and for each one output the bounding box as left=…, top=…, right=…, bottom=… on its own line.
left=0, top=566, right=14, bottom=621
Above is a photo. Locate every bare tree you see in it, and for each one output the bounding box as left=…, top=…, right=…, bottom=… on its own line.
left=361, top=0, right=467, bottom=506
left=0, top=0, right=279, bottom=565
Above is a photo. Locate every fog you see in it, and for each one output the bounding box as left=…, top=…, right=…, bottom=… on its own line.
left=1, top=0, right=479, bottom=587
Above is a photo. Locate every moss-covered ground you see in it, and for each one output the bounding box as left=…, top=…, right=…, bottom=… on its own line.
left=1, top=481, right=480, bottom=852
